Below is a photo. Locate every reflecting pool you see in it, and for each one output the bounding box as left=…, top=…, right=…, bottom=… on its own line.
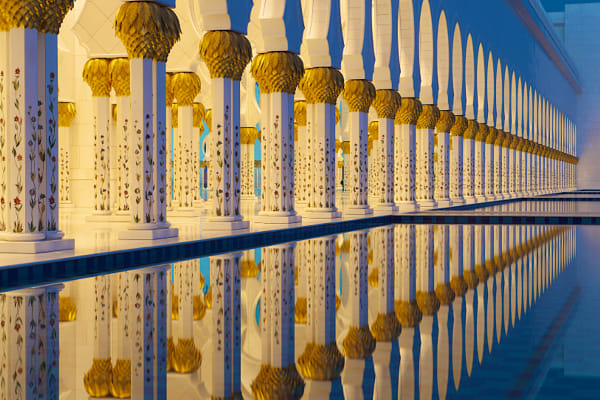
left=1, top=222, right=597, bottom=399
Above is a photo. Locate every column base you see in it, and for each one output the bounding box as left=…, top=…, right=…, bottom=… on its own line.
left=0, top=237, right=75, bottom=254
left=203, top=217, right=249, bottom=231
left=344, top=206, right=374, bottom=216
left=91, top=210, right=112, bottom=216
left=303, top=208, right=342, bottom=220
left=303, top=380, right=332, bottom=399
left=253, top=213, right=302, bottom=226
left=85, top=214, right=130, bottom=222
left=170, top=207, right=203, bottom=217
left=417, top=199, right=438, bottom=210
left=119, top=226, right=179, bottom=240
left=435, top=199, right=453, bottom=208
left=192, top=200, right=205, bottom=208
left=59, top=201, right=75, bottom=208
left=449, top=197, right=465, bottom=206
left=396, top=201, right=419, bottom=213
left=474, top=195, right=489, bottom=203
left=463, top=196, right=477, bottom=204
left=373, top=204, right=399, bottom=215
left=115, top=210, right=130, bottom=216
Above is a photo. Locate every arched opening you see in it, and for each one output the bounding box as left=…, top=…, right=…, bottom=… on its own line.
left=465, top=34, right=475, bottom=119
left=398, top=0, right=415, bottom=96
left=517, top=77, right=522, bottom=137
left=451, top=23, right=463, bottom=114
left=476, top=43, right=486, bottom=123
left=510, top=71, right=516, bottom=134
left=523, top=82, right=529, bottom=139
left=372, top=0, right=394, bottom=88
left=486, top=52, right=495, bottom=126
left=437, top=11, right=450, bottom=110
left=528, top=85, right=533, bottom=140
left=503, top=66, right=510, bottom=131
left=496, top=60, right=503, bottom=128
left=419, top=0, right=434, bottom=104
left=340, top=0, right=373, bottom=80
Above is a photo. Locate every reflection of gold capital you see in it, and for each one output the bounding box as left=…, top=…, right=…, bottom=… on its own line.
left=510, top=135, right=520, bottom=150
left=205, top=109, right=212, bottom=132
left=435, top=282, right=456, bottom=305
left=199, top=30, right=252, bottom=80
left=251, top=51, right=304, bottom=94
left=172, top=338, right=202, bottom=373
left=167, top=337, right=175, bottom=371
left=485, top=258, right=498, bottom=275
left=436, top=110, right=455, bottom=133
left=171, top=291, right=179, bottom=320
left=342, top=325, right=376, bottom=359
left=450, top=115, right=468, bottom=137
left=368, top=121, right=379, bottom=141
left=450, top=276, right=468, bottom=297
left=241, top=127, right=259, bottom=145
left=84, top=358, right=113, bottom=397
left=373, top=89, right=401, bottom=119
left=251, top=364, right=305, bottom=400
left=172, top=72, right=201, bottom=106
left=59, top=296, right=77, bottom=321
left=109, top=58, right=131, bottom=97
left=494, top=129, right=505, bottom=146
left=341, top=141, right=350, bottom=154
left=396, top=97, right=422, bottom=125
left=193, top=295, right=206, bottom=320
left=464, top=119, right=479, bottom=140
left=463, top=270, right=479, bottom=289
left=416, top=104, right=440, bottom=129
left=394, top=300, right=423, bottom=327
left=343, top=79, right=376, bottom=113
left=115, top=1, right=181, bottom=62
left=58, top=102, right=77, bottom=128
left=368, top=267, right=379, bottom=287
left=299, top=67, right=344, bottom=105
left=475, top=123, right=489, bottom=142
left=295, top=101, right=307, bottom=126
left=297, top=342, right=345, bottom=380
left=166, top=73, right=175, bottom=105
left=241, top=258, right=259, bottom=277
left=193, top=103, right=206, bottom=128
left=371, top=312, right=402, bottom=341
left=83, top=58, right=111, bottom=97
left=205, top=285, right=212, bottom=309
left=295, top=297, right=307, bottom=324
left=486, top=127, right=498, bottom=144
left=416, top=290, right=441, bottom=316
left=502, top=132, right=513, bottom=148
left=110, top=359, right=131, bottom=398
left=475, top=263, right=489, bottom=282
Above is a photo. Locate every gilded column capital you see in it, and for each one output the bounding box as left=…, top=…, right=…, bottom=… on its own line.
left=205, top=109, right=212, bottom=132
left=83, top=58, right=112, bottom=97
left=240, top=127, right=258, bottom=145
left=171, top=104, right=178, bottom=128
left=395, top=97, right=422, bottom=125
left=299, top=67, right=345, bottom=105
left=341, top=141, right=350, bottom=154
left=463, top=270, right=479, bottom=289
left=166, top=72, right=175, bottom=106
left=509, top=135, right=520, bottom=150
left=199, top=30, right=252, bottom=80
left=516, top=137, right=526, bottom=151
left=193, top=103, right=206, bottom=128
left=485, top=127, right=498, bottom=144
left=342, top=325, right=376, bottom=359
left=297, top=342, right=345, bottom=380
left=436, top=110, right=455, bottom=133
left=335, top=107, right=341, bottom=125
left=368, top=121, right=379, bottom=141
left=494, top=130, right=505, bottom=146
left=115, top=1, right=181, bottom=62
left=251, top=51, right=304, bottom=94
left=371, top=312, right=402, bottom=342
left=58, top=102, right=76, bottom=128
left=475, top=123, right=489, bottom=142
left=463, top=119, right=479, bottom=140
left=251, top=364, right=305, bottom=400
left=435, top=282, right=456, bottom=306
left=450, top=115, right=468, bottom=137
left=502, top=132, right=513, bottom=148
left=109, top=58, right=131, bottom=97
left=172, top=72, right=201, bottom=106
left=373, top=89, right=401, bottom=120
left=110, top=359, right=131, bottom=398
left=394, top=300, right=423, bottom=327
left=0, top=0, right=47, bottom=31
left=84, top=358, right=113, bottom=397
left=342, top=79, right=376, bottom=113
left=416, top=104, right=440, bottom=130
left=39, top=0, right=75, bottom=34
left=294, top=100, right=307, bottom=126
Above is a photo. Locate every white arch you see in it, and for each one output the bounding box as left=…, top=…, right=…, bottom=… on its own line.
left=486, top=52, right=495, bottom=126
left=437, top=11, right=450, bottom=110
left=528, top=85, right=532, bottom=140
left=523, top=82, right=529, bottom=140
left=451, top=23, right=463, bottom=114
left=340, top=0, right=372, bottom=80
left=465, top=34, right=475, bottom=119
left=517, top=77, right=522, bottom=137
left=302, top=0, right=343, bottom=68
left=476, top=43, right=486, bottom=123
left=372, top=0, right=393, bottom=89
left=510, top=71, right=516, bottom=134
left=534, top=90, right=538, bottom=143
left=496, top=60, right=503, bottom=129
left=419, top=0, right=434, bottom=103
left=503, top=66, right=510, bottom=131
left=398, top=0, right=415, bottom=96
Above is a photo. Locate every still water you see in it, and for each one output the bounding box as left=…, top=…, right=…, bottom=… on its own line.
left=1, top=223, right=595, bottom=399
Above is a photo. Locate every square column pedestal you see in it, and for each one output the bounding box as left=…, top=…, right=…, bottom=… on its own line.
left=0, top=233, right=74, bottom=254
left=119, top=224, right=179, bottom=240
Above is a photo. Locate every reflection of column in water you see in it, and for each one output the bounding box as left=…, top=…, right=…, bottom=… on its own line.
left=473, top=225, right=487, bottom=364
left=251, top=244, right=304, bottom=399
left=394, top=225, right=421, bottom=400
left=434, top=225, right=453, bottom=400
left=416, top=224, right=438, bottom=400
left=483, top=225, right=496, bottom=352
left=298, top=237, right=344, bottom=399
left=371, top=226, right=400, bottom=400
left=209, top=253, right=242, bottom=398
left=462, top=225, right=478, bottom=377
left=450, top=225, right=467, bottom=391
left=341, top=230, right=374, bottom=400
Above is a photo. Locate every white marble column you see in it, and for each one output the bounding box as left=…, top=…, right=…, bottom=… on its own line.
left=115, top=1, right=179, bottom=240
left=172, top=261, right=201, bottom=373
left=252, top=52, right=304, bottom=225
left=109, top=58, right=132, bottom=215
left=295, top=101, right=308, bottom=210
left=299, top=68, right=345, bottom=220
left=474, top=124, right=488, bottom=202
left=509, top=136, right=519, bottom=197
left=343, top=80, right=375, bottom=216
left=240, top=127, right=257, bottom=201
left=462, top=120, right=478, bottom=203
left=416, top=105, right=440, bottom=209
left=502, top=132, right=512, bottom=198
left=434, top=111, right=454, bottom=207
left=251, top=243, right=304, bottom=398
left=449, top=116, right=467, bottom=205
left=485, top=128, right=497, bottom=201
left=111, top=272, right=131, bottom=398
left=58, top=102, right=76, bottom=206
left=192, top=103, right=206, bottom=207
left=395, top=99, right=421, bottom=212
left=199, top=30, right=252, bottom=230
